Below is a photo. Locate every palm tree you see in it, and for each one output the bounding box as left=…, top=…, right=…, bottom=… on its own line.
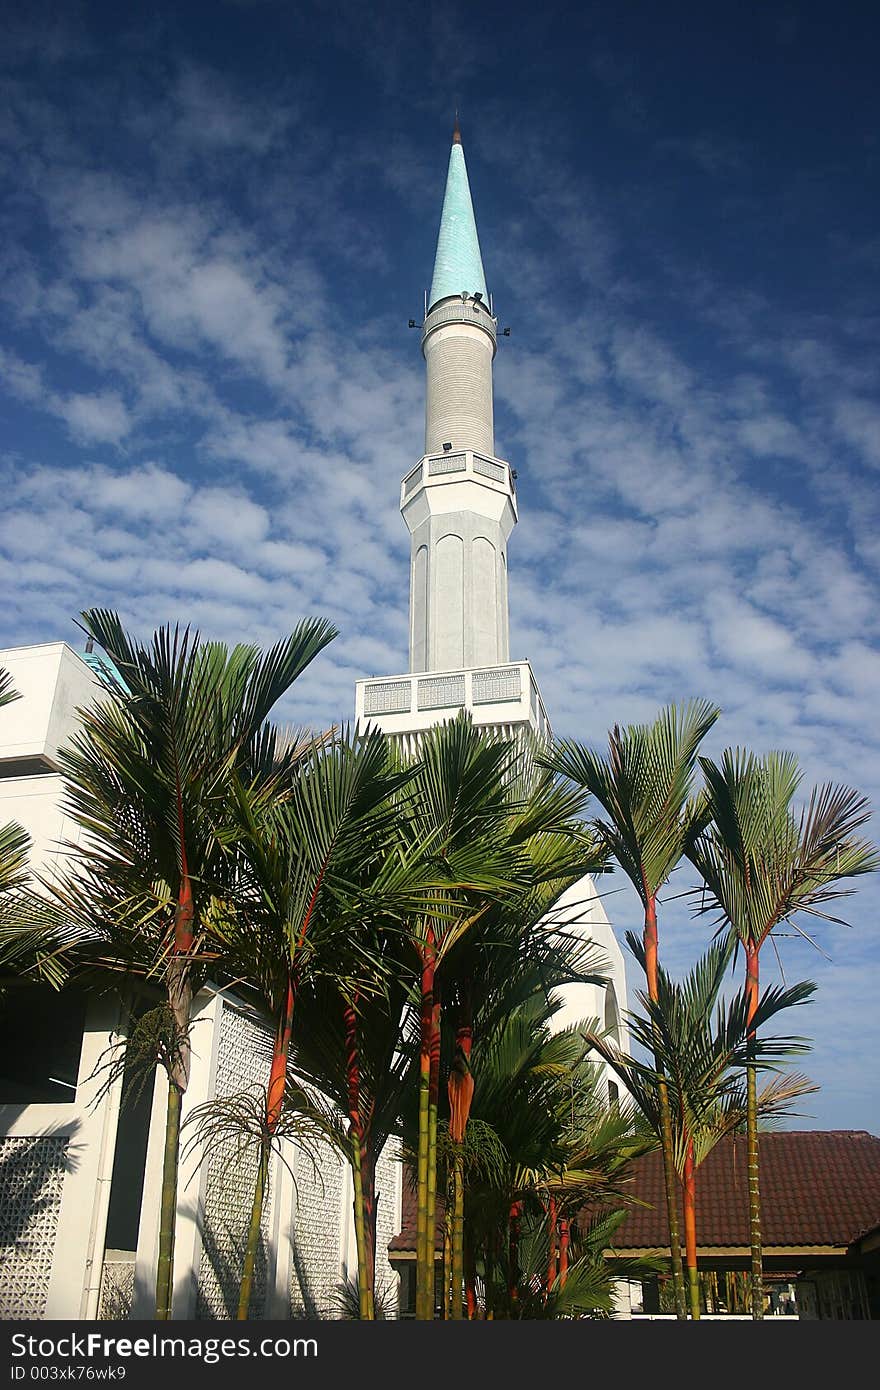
left=454, top=991, right=653, bottom=1318
left=390, top=714, right=531, bottom=1319
left=544, top=699, right=720, bottom=1318
left=688, top=748, right=878, bottom=1317
left=53, top=609, right=336, bottom=1318
left=438, top=751, right=608, bottom=1319
left=291, top=964, right=417, bottom=1318
left=207, top=728, right=412, bottom=1318
left=585, top=935, right=817, bottom=1317
left=390, top=714, right=609, bottom=1319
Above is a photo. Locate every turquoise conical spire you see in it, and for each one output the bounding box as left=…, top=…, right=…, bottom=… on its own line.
left=428, top=119, right=489, bottom=311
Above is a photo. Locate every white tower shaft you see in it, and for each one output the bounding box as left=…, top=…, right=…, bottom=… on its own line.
left=354, top=123, right=551, bottom=751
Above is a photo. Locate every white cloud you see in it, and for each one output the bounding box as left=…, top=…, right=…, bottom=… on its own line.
left=54, top=391, right=131, bottom=444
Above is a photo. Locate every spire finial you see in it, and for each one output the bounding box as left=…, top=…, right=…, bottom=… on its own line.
left=452, top=110, right=461, bottom=144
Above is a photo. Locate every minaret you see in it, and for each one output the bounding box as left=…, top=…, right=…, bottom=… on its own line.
left=353, top=119, right=629, bottom=1114
left=355, top=122, right=548, bottom=745
left=405, top=119, right=514, bottom=674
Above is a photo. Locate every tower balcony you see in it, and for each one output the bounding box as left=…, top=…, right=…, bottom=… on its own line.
left=421, top=295, right=497, bottom=352
left=400, top=449, right=516, bottom=516
left=354, top=659, right=551, bottom=743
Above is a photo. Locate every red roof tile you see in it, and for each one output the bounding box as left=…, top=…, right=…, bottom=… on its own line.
left=610, top=1130, right=880, bottom=1250
left=388, top=1182, right=443, bottom=1254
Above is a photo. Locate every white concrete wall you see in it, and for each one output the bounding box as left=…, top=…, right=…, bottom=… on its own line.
left=0, top=643, right=100, bottom=769
left=0, top=995, right=126, bottom=1320
left=545, top=874, right=630, bottom=1102
left=0, top=773, right=90, bottom=888
left=0, top=642, right=103, bottom=888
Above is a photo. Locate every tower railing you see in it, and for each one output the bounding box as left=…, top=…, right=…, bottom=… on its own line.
left=356, top=660, right=550, bottom=739
left=420, top=297, right=497, bottom=346
left=400, top=450, right=515, bottom=507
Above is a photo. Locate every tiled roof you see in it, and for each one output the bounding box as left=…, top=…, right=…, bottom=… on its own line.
left=388, top=1131, right=880, bottom=1256
left=611, top=1130, right=880, bottom=1251
left=388, top=1184, right=443, bottom=1254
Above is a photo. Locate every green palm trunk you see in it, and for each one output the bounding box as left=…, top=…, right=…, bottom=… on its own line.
left=442, top=1203, right=453, bottom=1319
left=350, top=1135, right=375, bottom=1319
left=156, top=877, right=195, bottom=1321
left=237, top=1140, right=269, bottom=1320
left=343, top=1000, right=375, bottom=1319
left=449, top=1147, right=465, bottom=1318
left=656, top=1076, right=687, bottom=1318
left=155, top=1082, right=182, bottom=1319
left=645, top=897, right=687, bottom=1320
left=238, top=981, right=296, bottom=1320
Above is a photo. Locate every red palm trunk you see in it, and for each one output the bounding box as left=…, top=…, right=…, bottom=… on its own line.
left=559, top=1217, right=570, bottom=1287
left=363, top=1154, right=376, bottom=1296
left=447, top=1015, right=474, bottom=1143
left=643, top=891, right=659, bottom=1001
left=416, top=931, right=437, bottom=1319
left=267, top=978, right=295, bottom=1131
left=240, top=863, right=326, bottom=1321
left=745, top=942, right=760, bottom=1030
left=465, top=1279, right=478, bottom=1319
left=168, top=805, right=194, bottom=1091
left=546, top=1195, right=558, bottom=1293
left=344, top=996, right=375, bottom=1317
left=448, top=1006, right=474, bottom=1322
left=508, top=1200, right=522, bottom=1312
left=429, top=981, right=442, bottom=1113
left=683, top=1137, right=700, bottom=1318
left=156, top=804, right=194, bottom=1318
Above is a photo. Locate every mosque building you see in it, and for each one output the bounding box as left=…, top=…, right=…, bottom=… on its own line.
left=0, top=124, right=626, bottom=1321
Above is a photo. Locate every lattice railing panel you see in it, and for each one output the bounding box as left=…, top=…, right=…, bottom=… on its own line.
left=364, top=680, right=412, bottom=716
left=402, top=465, right=423, bottom=496
left=473, top=455, right=507, bottom=483
left=0, top=1135, right=68, bottom=1320
left=196, top=1006, right=273, bottom=1319
left=417, top=674, right=466, bottom=710
left=427, top=454, right=467, bottom=476
left=472, top=667, right=521, bottom=704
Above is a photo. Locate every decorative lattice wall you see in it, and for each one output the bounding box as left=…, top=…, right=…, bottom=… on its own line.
left=288, top=1137, right=345, bottom=1319
left=374, top=1142, right=401, bottom=1316
left=196, top=1005, right=273, bottom=1319
left=0, top=1136, right=68, bottom=1320
left=98, top=1256, right=135, bottom=1320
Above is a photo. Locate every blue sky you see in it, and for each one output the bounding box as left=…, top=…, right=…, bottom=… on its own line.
left=1, top=1, right=878, bottom=1130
